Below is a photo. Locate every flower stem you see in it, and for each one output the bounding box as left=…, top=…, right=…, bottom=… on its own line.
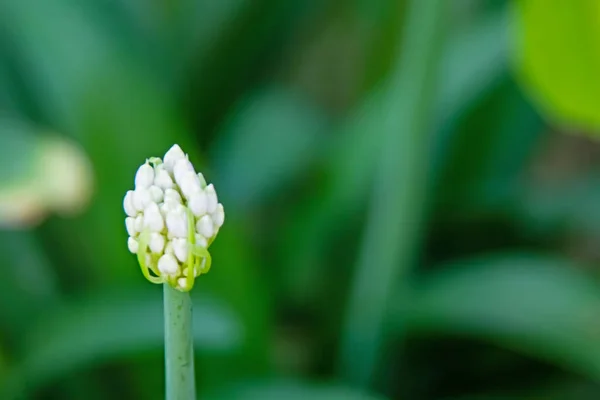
left=164, top=283, right=195, bottom=400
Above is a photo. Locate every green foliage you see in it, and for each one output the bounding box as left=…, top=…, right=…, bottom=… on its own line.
left=0, top=0, right=598, bottom=399
left=512, top=0, right=600, bottom=131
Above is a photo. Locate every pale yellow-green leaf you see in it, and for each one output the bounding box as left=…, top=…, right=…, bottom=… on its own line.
left=512, top=0, right=600, bottom=131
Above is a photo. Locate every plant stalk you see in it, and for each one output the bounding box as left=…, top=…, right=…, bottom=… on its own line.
left=164, top=284, right=195, bottom=400
left=337, top=0, right=447, bottom=388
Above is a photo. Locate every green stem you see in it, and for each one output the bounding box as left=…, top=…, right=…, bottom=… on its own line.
left=337, top=0, right=446, bottom=388
left=164, top=284, right=195, bottom=400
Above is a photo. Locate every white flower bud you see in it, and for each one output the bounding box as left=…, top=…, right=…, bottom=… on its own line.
left=135, top=214, right=144, bottom=232
left=174, top=158, right=195, bottom=184
left=195, top=234, right=208, bottom=248
left=163, top=144, right=186, bottom=173
left=197, top=172, right=207, bottom=188
left=172, top=238, right=189, bottom=263
left=144, top=202, right=164, bottom=232
left=135, top=163, right=154, bottom=189
left=166, top=206, right=188, bottom=238
left=123, top=190, right=137, bottom=217
left=149, top=232, right=165, bottom=254
left=154, top=165, right=174, bottom=190
left=212, top=203, right=225, bottom=228
left=127, top=237, right=139, bottom=254
left=196, top=215, right=214, bottom=238
left=132, top=187, right=152, bottom=212
left=125, top=217, right=137, bottom=237
left=164, top=188, right=182, bottom=204
left=179, top=172, right=201, bottom=200
left=205, top=184, right=218, bottom=213
left=177, top=277, right=189, bottom=290
left=164, top=241, right=174, bottom=254
left=158, top=254, right=180, bottom=276
left=149, top=185, right=164, bottom=203
left=188, top=191, right=207, bottom=217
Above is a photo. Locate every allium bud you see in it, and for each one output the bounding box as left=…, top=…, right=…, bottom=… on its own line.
left=188, top=191, right=207, bottom=217
left=128, top=237, right=139, bottom=254
left=123, top=144, right=224, bottom=292
left=166, top=206, right=188, bottom=238
left=158, top=254, right=179, bottom=276
left=123, top=190, right=137, bottom=217
left=196, top=215, right=214, bottom=238
left=205, top=184, right=218, bottom=214
left=135, top=163, right=154, bottom=189
left=144, top=202, right=164, bottom=232
left=154, top=165, right=174, bottom=190
left=163, top=144, right=186, bottom=173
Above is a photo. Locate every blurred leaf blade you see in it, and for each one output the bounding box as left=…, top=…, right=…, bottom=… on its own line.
left=406, top=253, right=600, bottom=380
left=1, top=288, right=243, bottom=397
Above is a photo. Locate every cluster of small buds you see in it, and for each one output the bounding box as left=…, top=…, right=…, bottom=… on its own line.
left=123, top=144, right=224, bottom=292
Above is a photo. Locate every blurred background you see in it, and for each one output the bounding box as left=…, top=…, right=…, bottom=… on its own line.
left=1, top=0, right=600, bottom=398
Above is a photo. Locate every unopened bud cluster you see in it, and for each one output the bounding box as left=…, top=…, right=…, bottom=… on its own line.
left=123, top=144, right=224, bottom=291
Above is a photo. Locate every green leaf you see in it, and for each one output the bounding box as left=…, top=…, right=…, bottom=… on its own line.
left=405, top=253, right=600, bottom=380
left=1, top=288, right=242, bottom=397
left=206, top=381, right=387, bottom=400
left=212, top=86, right=328, bottom=209
left=512, top=0, right=600, bottom=131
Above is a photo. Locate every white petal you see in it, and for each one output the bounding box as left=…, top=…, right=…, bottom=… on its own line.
left=125, top=217, right=137, bottom=236
left=132, top=188, right=152, bottom=212
left=195, top=234, right=208, bottom=248
left=149, top=232, right=165, bottom=254
left=164, top=241, right=174, bottom=254
left=205, top=184, right=218, bottom=213
left=135, top=163, right=154, bottom=189
left=144, top=202, right=164, bottom=232
left=196, top=215, right=214, bottom=238
left=166, top=206, right=188, bottom=238
left=164, top=188, right=182, bottom=204
left=158, top=254, right=180, bottom=276
left=188, top=191, right=208, bottom=216
left=212, top=203, right=225, bottom=228
left=172, top=238, right=189, bottom=263
left=149, top=185, right=164, bottom=203
left=154, top=165, right=174, bottom=190
left=123, top=190, right=137, bottom=217
left=163, top=144, right=186, bottom=173
left=127, top=237, right=139, bottom=254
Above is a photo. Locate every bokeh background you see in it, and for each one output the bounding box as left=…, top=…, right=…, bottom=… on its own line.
left=2, top=0, right=600, bottom=399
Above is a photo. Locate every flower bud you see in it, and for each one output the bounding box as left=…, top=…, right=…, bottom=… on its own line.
left=163, top=144, right=186, bottom=173
left=144, top=202, right=164, bottom=232
left=158, top=254, right=180, bottom=276
left=123, top=190, right=137, bottom=217
left=195, top=234, right=208, bottom=248
left=154, top=165, right=174, bottom=190
left=149, top=185, right=164, bottom=203
left=132, top=187, right=152, bottom=212
left=212, top=203, right=225, bottom=228
left=196, top=215, right=214, bottom=238
left=166, top=206, right=188, bottom=238
left=134, top=214, right=144, bottom=232
left=177, top=277, right=189, bottom=290
left=205, top=184, right=218, bottom=213
left=164, top=188, right=182, bottom=205
left=125, top=217, right=136, bottom=237
left=172, top=238, right=189, bottom=263
left=135, top=163, right=154, bottom=189
left=188, top=191, right=207, bottom=216
left=149, top=232, right=165, bottom=254
left=127, top=237, right=139, bottom=254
